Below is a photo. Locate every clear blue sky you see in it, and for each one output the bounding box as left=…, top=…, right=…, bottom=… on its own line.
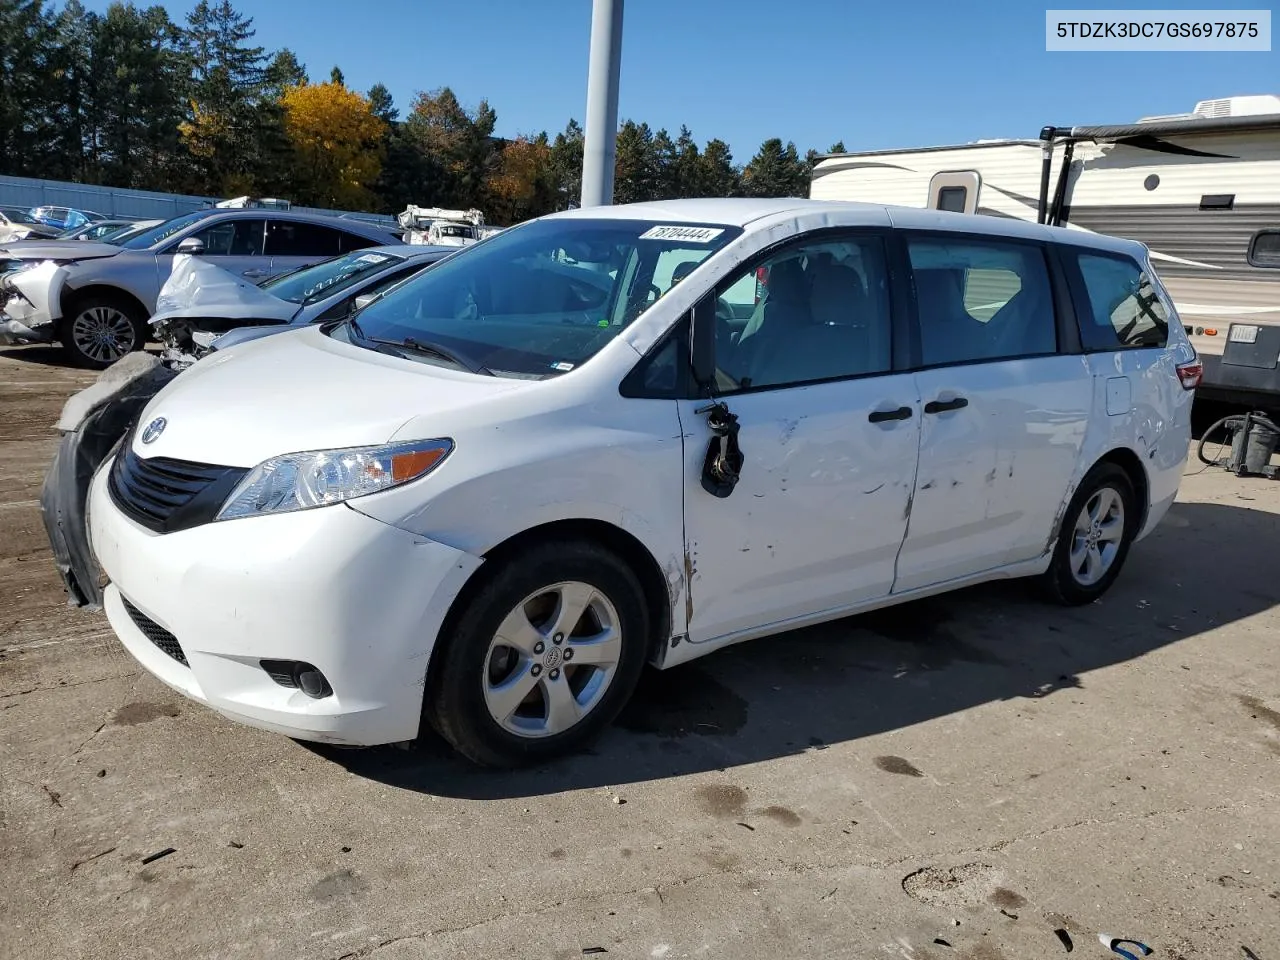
left=87, top=0, right=1279, bottom=159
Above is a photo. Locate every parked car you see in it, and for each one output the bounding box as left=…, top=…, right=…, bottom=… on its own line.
left=151, top=244, right=455, bottom=367
left=0, top=205, right=61, bottom=243
left=0, top=209, right=399, bottom=367
left=81, top=198, right=1197, bottom=766
left=28, top=206, right=107, bottom=231
left=54, top=219, right=140, bottom=242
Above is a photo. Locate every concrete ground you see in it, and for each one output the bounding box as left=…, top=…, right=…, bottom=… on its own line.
left=2, top=343, right=1278, bottom=960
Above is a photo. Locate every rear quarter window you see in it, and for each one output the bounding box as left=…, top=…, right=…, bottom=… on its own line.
left=1069, top=250, right=1169, bottom=351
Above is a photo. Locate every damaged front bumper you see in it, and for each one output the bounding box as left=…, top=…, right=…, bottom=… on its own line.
left=41, top=353, right=177, bottom=608
left=0, top=314, right=54, bottom=346
left=1, top=262, right=62, bottom=345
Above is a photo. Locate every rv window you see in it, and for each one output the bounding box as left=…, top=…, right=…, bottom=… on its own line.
left=936, top=187, right=968, bottom=214
left=1072, top=253, right=1169, bottom=351
left=1248, top=230, right=1280, bottom=268
left=907, top=237, right=1056, bottom=366
left=1199, top=194, right=1235, bottom=211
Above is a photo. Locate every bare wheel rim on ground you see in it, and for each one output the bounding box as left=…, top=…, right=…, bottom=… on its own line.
left=482, top=580, right=623, bottom=738
left=1070, top=486, right=1125, bottom=586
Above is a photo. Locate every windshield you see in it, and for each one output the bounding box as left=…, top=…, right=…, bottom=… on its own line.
left=263, top=250, right=406, bottom=304
left=346, top=217, right=740, bottom=378
left=120, top=211, right=213, bottom=250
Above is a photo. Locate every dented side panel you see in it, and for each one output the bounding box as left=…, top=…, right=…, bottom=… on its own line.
left=352, top=384, right=691, bottom=639
left=894, top=355, right=1094, bottom=592
left=677, top=375, right=921, bottom=646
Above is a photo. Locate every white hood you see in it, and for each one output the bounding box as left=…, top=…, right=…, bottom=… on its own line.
left=151, top=255, right=299, bottom=325
left=131, top=325, right=531, bottom=467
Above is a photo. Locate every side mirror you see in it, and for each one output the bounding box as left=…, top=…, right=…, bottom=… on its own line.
left=176, top=237, right=205, bottom=255
left=352, top=292, right=377, bottom=312
left=689, top=295, right=716, bottom=389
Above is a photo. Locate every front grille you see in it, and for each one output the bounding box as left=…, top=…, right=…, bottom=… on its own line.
left=121, top=596, right=188, bottom=666
left=108, top=444, right=247, bottom=534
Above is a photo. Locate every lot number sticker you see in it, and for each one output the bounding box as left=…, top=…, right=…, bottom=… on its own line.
left=638, top=225, right=725, bottom=243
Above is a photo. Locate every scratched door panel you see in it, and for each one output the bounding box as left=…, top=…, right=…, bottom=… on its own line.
left=678, top=374, right=920, bottom=645
left=895, top=356, right=1092, bottom=592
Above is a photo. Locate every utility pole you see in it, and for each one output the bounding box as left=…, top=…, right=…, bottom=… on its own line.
left=580, top=0, right=624, bottom=207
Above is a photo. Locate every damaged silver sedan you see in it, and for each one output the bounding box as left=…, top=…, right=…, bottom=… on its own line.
left=152, top=244, right=454, bottom=368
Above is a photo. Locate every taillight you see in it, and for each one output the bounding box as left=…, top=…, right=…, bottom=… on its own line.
left=1176, top=358, right=1202, bottom=390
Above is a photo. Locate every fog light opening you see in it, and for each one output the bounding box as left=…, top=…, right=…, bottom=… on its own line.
left=260, top=659, right=333, bottom=699
left=294, top=663, right=333, bottom=699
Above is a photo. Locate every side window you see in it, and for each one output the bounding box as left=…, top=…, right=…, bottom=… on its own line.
left=907, top=236, right=1056, bottom=366
left=716, top=236, right=893, bottom=391
left=338, top=230, right=380, bottom=254
left=314, top=264, right=425, bottom=322
left=936, top=187, right=967, bottom=213
left=1248, top=230, right=1280, bottom=268
left=190, top=218, right=266, bottom=256
left=1073, top=252, right=1169, bottom=350
left=265, top=220, right=342, bottom=257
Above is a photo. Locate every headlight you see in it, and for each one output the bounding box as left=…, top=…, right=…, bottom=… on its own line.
left=12, top=258, right=65, bottom=274
left=216, top=439, right=453, bottom=521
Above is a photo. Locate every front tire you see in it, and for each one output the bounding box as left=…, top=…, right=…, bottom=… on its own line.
left=426, top=540, right=651, bottom=767
left=1040, top=462, right=1138, bottom=606
left=60, top=294, right=148, bottom=369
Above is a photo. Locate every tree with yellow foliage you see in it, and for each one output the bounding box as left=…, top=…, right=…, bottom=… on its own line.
left=280, top=80, right=386, bottom=209
left=486, top=135, right=555, bottom=225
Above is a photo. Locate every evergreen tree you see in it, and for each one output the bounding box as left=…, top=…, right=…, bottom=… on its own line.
left=741, top=138, right=808, bottom=198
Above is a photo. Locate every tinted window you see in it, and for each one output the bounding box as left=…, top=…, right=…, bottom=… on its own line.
left=908, top=237, right=1056, bottom=366
left=936, top=187, right=967, bottom=213
left=1073, top=252, right=1169, bottom=350
left=1249, top=230, right=1280, bottom=268
left=265, top=220, right=343, bottom=257
left=190, top=218, right=266, bottom=256
left=338, top=230, right=383, bottom=253
left=717, top=236, right=893, bottom=391
left=122, top=211, right=216, bottom=249
left=347, top=218, right=740, bottom=379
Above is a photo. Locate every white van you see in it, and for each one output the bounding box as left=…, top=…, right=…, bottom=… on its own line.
left=86, top=199, right=1199, bottom=766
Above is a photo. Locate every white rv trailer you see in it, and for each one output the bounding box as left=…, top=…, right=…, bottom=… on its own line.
left=811, top=96, right=1280, bottom=406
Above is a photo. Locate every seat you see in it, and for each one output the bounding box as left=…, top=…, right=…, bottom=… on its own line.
left=732, top=258, right=810, bottom=382
left=749, top=260, right=882, bottom=386
left=914, top=268, right=989, bottom=366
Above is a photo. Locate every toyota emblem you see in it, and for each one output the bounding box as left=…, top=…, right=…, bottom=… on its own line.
left=140, top=417, right=167, bottom=444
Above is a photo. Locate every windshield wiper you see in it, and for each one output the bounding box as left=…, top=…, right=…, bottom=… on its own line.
left=367, top=333, right=493, bottom=376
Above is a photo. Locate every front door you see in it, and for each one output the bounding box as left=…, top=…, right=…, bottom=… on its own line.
left=679, top=233, right=921, bottom=644
left=893, top=232, right=1092, bottom=592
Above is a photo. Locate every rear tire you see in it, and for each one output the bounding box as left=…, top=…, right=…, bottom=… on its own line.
left=60, top=294, right=148, bottom=369
left=426, top=539, right=650, bottom=767
left=1040, top=462, right=1137, bottom=606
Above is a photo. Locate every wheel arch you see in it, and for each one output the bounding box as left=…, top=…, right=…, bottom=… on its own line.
left=1044, top=444, right=1151, bottom=559
left=1093, top=446, right=1150, bottom=534
left=428, top=518, right=677, bottom=689
left=60, top=284, right=150, bottom=328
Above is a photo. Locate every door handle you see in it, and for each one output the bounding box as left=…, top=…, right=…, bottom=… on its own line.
left=868, top=405, right=913, bottom=423
left=924, top=396, right=969, bottom=414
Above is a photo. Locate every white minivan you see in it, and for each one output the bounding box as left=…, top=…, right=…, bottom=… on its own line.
left=87, top=199, right=1199, bottom=766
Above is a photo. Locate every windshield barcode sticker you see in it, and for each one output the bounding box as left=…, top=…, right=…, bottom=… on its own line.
left=638, top=225, right=725, bottom=243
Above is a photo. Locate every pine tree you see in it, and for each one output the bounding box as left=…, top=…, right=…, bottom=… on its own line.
left=741, top=138, right=808, bottom=198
